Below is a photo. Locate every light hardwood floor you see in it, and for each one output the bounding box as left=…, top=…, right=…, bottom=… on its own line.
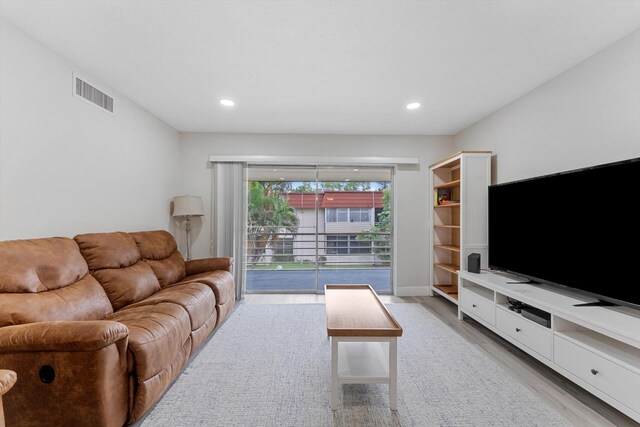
left=241, top=293, right=638, bottom=427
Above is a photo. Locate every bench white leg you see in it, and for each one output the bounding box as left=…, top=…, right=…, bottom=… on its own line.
left=389, top=337, right=398, bottom=410
left=331, top=337, right=339, bottom=410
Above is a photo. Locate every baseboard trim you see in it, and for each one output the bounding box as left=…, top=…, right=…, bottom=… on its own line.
left=395, top=286, right=430, bottom=297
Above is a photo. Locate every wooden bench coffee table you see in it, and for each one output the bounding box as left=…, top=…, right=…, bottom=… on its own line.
left=324, top=284, right=403, bottom=410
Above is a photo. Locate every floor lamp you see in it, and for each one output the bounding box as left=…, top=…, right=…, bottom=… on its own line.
left=172, top=195, right=204, bottom=260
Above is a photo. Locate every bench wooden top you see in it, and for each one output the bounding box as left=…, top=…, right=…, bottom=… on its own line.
left=324, top=285, right=403, bottom=337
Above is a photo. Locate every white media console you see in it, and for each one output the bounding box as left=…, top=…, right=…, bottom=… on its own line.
left=458, top=270, right=640, bottom=422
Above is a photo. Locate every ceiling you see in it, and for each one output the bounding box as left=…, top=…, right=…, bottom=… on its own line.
left=1, top=1, right=639, bottom=135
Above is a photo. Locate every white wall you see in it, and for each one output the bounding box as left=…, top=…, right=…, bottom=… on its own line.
left=455, top=29, right=640, bottom=183
left=179, top=133, right=454, bottom=295
left=0, top=19, right=181, bottom=239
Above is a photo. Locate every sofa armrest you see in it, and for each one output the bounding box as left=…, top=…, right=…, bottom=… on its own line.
left=0, top=370, right=16, bottom=397
left=185, top=257, right=233, bottom=275
left=0, top=321, right=128, bottom=353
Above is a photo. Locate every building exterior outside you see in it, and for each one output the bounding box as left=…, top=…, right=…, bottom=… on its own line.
left=263, top=191, right=384, bottom=265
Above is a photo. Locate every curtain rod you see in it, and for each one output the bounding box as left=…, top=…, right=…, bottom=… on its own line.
left=208, top=155, right=419, bottom=165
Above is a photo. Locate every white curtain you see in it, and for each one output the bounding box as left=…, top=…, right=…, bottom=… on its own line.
left=211, top=162, right=246, bottom=299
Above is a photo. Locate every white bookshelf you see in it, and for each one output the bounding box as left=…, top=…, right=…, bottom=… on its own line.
left=429, top=151, right=492, bottom=304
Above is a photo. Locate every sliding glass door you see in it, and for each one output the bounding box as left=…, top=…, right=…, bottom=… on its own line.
left=246, top=166, right=317, bottom=292
left=245, top=165, right=392, bottom=294
left=315, top=167, right=392, bottom=293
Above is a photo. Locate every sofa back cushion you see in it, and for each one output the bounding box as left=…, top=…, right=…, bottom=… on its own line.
left=129, top=231, right=186, bottom=288
left=0, top=237, right=113, bottom=327
left=74, top=232, right=161, bottom=311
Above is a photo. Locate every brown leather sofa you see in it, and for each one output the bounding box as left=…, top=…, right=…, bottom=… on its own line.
left=0, top=369, right=17, bottom=427
left=0, top=230, right=235, bottom=426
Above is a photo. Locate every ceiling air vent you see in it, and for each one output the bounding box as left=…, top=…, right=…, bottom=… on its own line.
left=73, top=74, right=113, bottom=113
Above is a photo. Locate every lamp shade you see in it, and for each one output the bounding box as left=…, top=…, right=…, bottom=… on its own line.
left=172, top=195, right=204, bottom=217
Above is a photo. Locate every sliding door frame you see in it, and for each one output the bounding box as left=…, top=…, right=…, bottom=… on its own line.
left=244, top=163, right=396, bottom=295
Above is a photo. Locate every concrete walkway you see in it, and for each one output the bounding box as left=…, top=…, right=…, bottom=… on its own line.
left=246, top=268, right=391, bottom=292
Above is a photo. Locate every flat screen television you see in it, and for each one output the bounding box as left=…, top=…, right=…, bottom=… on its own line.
left=488, top=157, right=640, bottom=310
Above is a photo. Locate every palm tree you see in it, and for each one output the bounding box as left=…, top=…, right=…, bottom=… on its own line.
left=247, top=182, right=299, bottom=263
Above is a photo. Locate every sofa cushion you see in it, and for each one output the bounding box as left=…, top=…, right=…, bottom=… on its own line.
left=0, top=275, right=113, bottom=327
left=0, top=237, right=113, bottom=327
left=127, top=283, right=216, bottom=331
left=179, top=271, right=235, bottom=305
left=106, top=303, right=190, bottom=381
left=74, top=232, right=140, bottom=270
left=129, top=230, right=176, bottom=260
left=129, top=230, right=186, bottom=287
left=0, top=237, right=92, bottom=293
left=75, top=232, right=161, bottom=311
left=143, top=252, right=186, bottom=288
left=91, top=263, right=162, bottom=311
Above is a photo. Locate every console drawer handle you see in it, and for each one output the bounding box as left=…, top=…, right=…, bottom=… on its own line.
left=515, top=328, right=521, bottom=332
left=472, top=304, right=477, bottom=308
left=591, top=369, right=598, bottom=375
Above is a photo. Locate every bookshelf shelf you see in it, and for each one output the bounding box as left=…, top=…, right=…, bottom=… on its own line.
left=433, top=180, right=461, bottom=190
left=434, top=263, right=459, bottom=274
left=434, top=244, right=461, bottom=253
left=432, top=285, right=459, bottom=302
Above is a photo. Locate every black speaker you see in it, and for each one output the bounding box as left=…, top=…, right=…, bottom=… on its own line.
left=467, top=253, right=480, bottom=273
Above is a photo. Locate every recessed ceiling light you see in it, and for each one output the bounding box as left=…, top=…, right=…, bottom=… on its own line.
left=345, top=179, right=351, bottom=182
left=273, top=169, right=278, bottom=172
left=406, top=102, right=421, bottom=110
left=353, top=169, right=359, bottom=172
left=220, top=99, right=235, bottom=107
left=279, top=177, right=284, bottom=180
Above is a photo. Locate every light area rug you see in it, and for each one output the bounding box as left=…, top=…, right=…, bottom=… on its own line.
left=142, top=303, right=569, bottom=427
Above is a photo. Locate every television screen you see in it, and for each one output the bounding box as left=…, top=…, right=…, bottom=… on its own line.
left=488, top=157, right=640, bottom=309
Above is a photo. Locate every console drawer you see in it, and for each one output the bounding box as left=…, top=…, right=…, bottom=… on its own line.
left=496, top=308, right=551, bottom=359
left=460, top=288, right=495, bottom=326
left=554, top=335, right=640, bottom=412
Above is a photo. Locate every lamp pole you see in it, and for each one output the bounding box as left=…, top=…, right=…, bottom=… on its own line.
left=185, top=216, right=193, bottom=260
